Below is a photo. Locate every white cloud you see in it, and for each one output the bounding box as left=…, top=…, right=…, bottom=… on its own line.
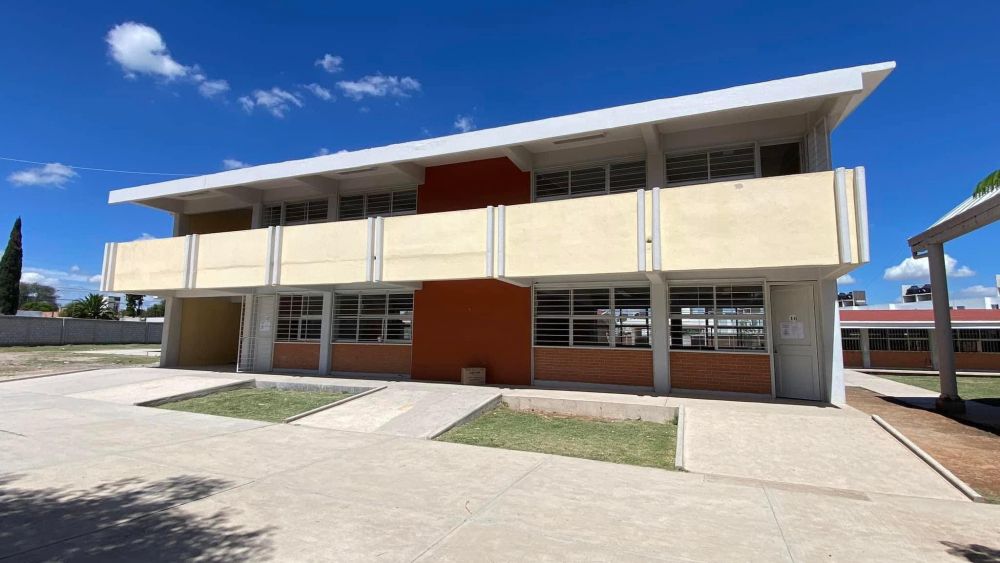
left=837, top=274, right=857, bottom=285
left=958, top=284, right=998, bottom=297
left=69, top=265, right=81, bottom=273
left=7, top=163, right=77, bottom=187
left=134, top=233, right=157, bottom=241
left=238, top=87, right=304, bottom=118
left=106, top=22, right=227, bottom=99
left=883, top=254, right=975, bottom=281
left=222, top=159, right=249, bottom=170
left=315, top=54, right=344, bottom=74
left=21, top=271, right=59, bottom=286
left=336, top=74, right=421, bottom=100
left=21, top=266, right=103, bottom=289
left=314, top=148, right=331, bottom=156
left=88, top=274, right=102, bottom=284
left=453, top=115, right=475, bottom=132
left=303, top=83, right=333, bottom=101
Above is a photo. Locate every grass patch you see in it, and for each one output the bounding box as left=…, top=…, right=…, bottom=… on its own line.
left=437, top=406, right=677, bottom=470
left=157, top=388, right=352, bottom=423
left=878, top=375, right=1000, bottom=406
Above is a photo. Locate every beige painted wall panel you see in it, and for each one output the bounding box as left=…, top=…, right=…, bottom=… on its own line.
left=280, top=220, right=370, bottom=285
left=381, top=209, right=487, bottom=282
left=505, top=192, right=637, bottom=277
left=111, top=238, right=186, bottom=292
left=660, top=171, right=840, bottom=271
left=195, top=229, right=270, bottom=289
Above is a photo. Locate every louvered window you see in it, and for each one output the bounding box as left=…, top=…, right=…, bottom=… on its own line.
left=953, top=329, right=1000, bottom=353
left=533, top=159, right=646, bottom=202
left=338, top=188, right=418, bottom=220
left=669, top=284, right=766, bottom=352
left=869, top=328, right=930, bottom=352
left=841, top=328, right=861, bottom=351
left=534, top=286, right=650, bottom=348
left=275, top=294, right=324, bottom=342
left=666, top=145, right=757, bottom=186
left=261, top=199, right=328, bottom=227
left=333, top=292, right=413, bottom=343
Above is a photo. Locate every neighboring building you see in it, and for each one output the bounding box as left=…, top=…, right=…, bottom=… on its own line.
left=901, top=284, right=932, bottom=304
left=99, top=62, right=893, bottom=403
left=837, top=290, right=867, bottom=308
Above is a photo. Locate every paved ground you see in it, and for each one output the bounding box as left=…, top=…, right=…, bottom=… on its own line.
left=0, top=344, right=159, bottom=379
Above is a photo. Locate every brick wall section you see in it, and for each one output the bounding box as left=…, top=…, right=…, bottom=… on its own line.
left=869, top=350, right=933, bottom=370
left=843, top=350, right=863, bottom=368
left=533, top=347, right=653, bottom=387
left=955, top=352, right=1000, bottom=371
left=670, top=351, right=772, bottom=394
left=272, top=343, right=320, bottom=371
left=331, top=343, right=411, bottom=374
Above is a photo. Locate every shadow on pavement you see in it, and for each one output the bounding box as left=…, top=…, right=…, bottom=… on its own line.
left=941, top=541, right=1000, bottom=562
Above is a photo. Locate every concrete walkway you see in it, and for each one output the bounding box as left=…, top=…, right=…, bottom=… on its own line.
left=845, top=369, right=939, bottom=397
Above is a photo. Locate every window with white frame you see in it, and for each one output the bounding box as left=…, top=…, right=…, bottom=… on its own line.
left=338, top=188, right=417, bottom=220
left=841, top=328, right=861, bottom=351
left=261, top=199, right=329, bottom=227
left=664, top=141, right=802, bottom=187
left=533, top=159, right=646, bottom=202
left=534, top=286, right=650, bottom=348
left=275, top=294, right=324, bottom=342
left=953, top=329, right=1000, bottom=353
left=669, top=284, right=766, bottom=352
left=333, top=292, right=413, bottom=343
left=868, top=328, right=930, bottom=352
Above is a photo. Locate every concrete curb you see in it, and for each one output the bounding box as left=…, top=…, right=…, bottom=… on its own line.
left=871, top=414, right=984, bottom=503
left=284, top=385, right=387, bottom=424
left=135, top=379, right=255, bottom=407
left=0, top=367, right=99, bottom=383
left=427, top=393, right=503, bottom=439
left=674, top=405, right=686, bottom=471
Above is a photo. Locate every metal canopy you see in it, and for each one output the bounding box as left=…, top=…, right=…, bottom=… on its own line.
left=909, top=188, right=1000, bottom=256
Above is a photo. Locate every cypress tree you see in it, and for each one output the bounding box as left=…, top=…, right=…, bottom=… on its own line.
left=0, top=217, right=23, bottom=315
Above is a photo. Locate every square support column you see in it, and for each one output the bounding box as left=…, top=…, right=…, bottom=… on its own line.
left=927, top=242, right=963, bottom=410
left=160, top=297, right=182, bottom=367
left=650, top=280, right=669, bottom=393
left=318, top=291, right=333, bottom=374
left=860, top=328, right=872, bottom=368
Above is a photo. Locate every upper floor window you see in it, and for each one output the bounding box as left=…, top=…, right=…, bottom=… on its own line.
left=338, top=188, right=417, bottom=220
left=665, top=141, right=801, bottom=187
left=262, top=199, right=329, bottom=227
left=533, top=159, right=646, bottom=202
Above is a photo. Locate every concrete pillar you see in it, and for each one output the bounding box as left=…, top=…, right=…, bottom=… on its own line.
left=928, top=328, right=939, bottom=370
left=860, top=328, right=872, bottom=368
left=650, top=281, right=669, bottom=393
left=251, top=203, right=263, bottom=229
left=160, top=297, right=183, bottom=367
left=318, top=291, right=333, bottom=374
left=171, top=213, right=190, bottom=237
left=828, top=280, right=846, bottom=405
left=927, top=242, right=962, bottom=409
left=818, top=279, right=845, bottom=405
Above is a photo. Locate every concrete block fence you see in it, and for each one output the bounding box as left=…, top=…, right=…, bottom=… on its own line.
left=0, top=316, right=162, bottom=347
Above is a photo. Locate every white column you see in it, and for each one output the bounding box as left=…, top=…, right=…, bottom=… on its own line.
left=160, top=297, right=183, bottom=367
left=818, top=279, right=844, bottom=405
left=860, top=328, right=872, bottom=368
left=651, top=280, right=669, bottom=393
left=318, top=291, right=333, bottom=375
left=928, top=328, right=939, bottom=370
left=927, top=242, right=961, bottom=403
left=830, top=288, right=846, bottom=405
left=251, top=203, right=263, bottom=228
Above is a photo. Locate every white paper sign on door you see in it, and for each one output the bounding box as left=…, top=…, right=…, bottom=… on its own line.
left=779, top=321, right=805, bottom=340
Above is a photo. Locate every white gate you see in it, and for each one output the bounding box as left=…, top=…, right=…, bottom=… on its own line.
left=237, top=294, right=276, bottom=373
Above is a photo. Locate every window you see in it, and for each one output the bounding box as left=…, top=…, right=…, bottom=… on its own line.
left=333, top=292, right=413, bottom=343
left=669, top=284, right=766, bottom=352
left=275, top=294, right=324, bottom=342
left=868, top=328, right=929, bottom=352
left=533, top=286, right=650, bottom=348
left=665, top=141, right=802, bottom=187
left=338, top=188, right=417, bottom=220
left=533, top=159, right=646, bottom=202
left=261, top=199, right=329, bottom=227
left=953, top=329, right=1000, bottom=353
left=841, top=328, right=861, bottom=351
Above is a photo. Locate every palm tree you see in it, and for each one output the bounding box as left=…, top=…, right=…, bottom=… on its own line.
left=62, top=293, right=117, bottom=320
left=973, top=169, right=1000, bottom=198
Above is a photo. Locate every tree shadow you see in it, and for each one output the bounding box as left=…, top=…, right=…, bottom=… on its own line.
left=878, top=395, right=1000, bottom=437
left=941, top=541, right=1000, bottom=562
left=0, top=474, right=273, bottom=561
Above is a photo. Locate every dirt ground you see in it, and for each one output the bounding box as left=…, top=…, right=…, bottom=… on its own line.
left=0, top=344, right=159, bottom=379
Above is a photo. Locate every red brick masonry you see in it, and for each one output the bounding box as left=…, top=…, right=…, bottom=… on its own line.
left=331, top=343, right=411, bottom=374
left=533, top=347, right=653, bottom=387
left=272, top=342, right=320, bottom=371
left=669, top=351, right=771, bottom=394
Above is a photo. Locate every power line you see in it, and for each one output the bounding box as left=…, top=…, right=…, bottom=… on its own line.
left=0, top=156, right=197, bottom=177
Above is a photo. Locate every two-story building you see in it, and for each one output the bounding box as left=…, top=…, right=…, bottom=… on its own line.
left=100, top=61, right=894, bottom=404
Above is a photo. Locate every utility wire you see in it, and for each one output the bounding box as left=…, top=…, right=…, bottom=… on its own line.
left=0, top=156, right=196, bottom=177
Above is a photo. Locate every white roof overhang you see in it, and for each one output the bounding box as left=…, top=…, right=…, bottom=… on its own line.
left=909, top=187, right=1000, bottom=256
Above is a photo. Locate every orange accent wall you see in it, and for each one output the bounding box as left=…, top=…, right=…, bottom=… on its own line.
left=331, top=343, right=411, bottom=374
left=670, top=351, right=772, bottom=395
left=177, top=297, right=242, bottom=367
left=843, top=350, right=863, bottom=368
left=411, top=280, right=531, bottom=385
left=869, top=350, right=933, bottom=370
left=417, top=157, right=530, bottom=213
left=183, top=208, right=253, bottom=235
left=272, top=343, right=320, bottom=371
left=534, top=347, right=653, bottom=387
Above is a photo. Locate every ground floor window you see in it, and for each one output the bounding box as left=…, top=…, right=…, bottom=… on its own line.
left=868, top=328, right=929, bottom=352
left=953, top=329, right=1000, bottom=353
left=533, top=286, right=650, bottom=348
left=275, top=294, right=324, bottom=342
left=841, top=328, right=861, bottom=351
left=669, top=284, right=766, bottom=352
left=333, top=292, right=413, bottom=343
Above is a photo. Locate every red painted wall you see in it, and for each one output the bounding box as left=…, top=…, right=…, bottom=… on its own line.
left=417, top=157, right=530, bottom=213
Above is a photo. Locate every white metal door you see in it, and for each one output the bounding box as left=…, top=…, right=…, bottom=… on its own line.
left=770, top=284, right=821, bottom=401
left=237, top=294, right=275, bottom=373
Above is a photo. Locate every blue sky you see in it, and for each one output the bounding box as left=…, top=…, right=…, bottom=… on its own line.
left=1, top=1, right=997, bottom=306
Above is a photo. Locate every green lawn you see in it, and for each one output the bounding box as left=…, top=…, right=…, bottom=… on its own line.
left=157, top=388, right=352, bottom=422
left=437, top=406, right=677, bottom=470
left=878, top=375, right=1000, bottom=405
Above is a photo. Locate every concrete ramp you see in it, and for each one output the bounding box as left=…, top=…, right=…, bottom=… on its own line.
left=292, top=382, right=500, bottom=439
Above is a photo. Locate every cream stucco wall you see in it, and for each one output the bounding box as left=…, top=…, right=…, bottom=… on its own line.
left=280, top=220, right=370, bottom=285
left=380, top=209, right=488, bottom=282
left=195, top=229, right=270, bottom=289
left=111, top=238, right=186, bottom=292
